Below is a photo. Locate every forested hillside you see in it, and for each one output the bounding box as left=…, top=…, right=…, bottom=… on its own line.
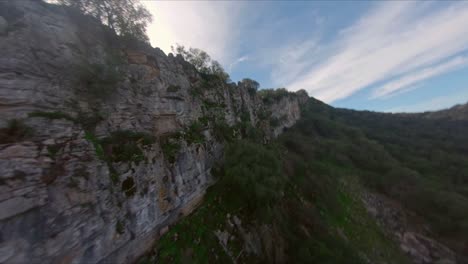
left=141, top=97, right=468, bottom=264
left=421, top=102, right=468, bottom=121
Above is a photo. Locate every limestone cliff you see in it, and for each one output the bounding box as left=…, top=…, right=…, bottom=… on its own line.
left=0, top=1, right=307, bottom=263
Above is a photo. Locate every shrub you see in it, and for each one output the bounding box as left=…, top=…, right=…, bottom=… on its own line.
left=74, top=53, right=123, bottom=100
left=58, top=0, right=153, bottom=43
left=202, top=100, right=224, bottom=110
left=161, top=138, right=181, bottom=164
left=100, top=130, right=155, bottom=164
left=241, top=78, right=260, bottom=96
left=257, top=108, right=271, bottom=121
left=172, top=44, right=230, bottom=82
left=84, top=131, right=105, bottom=159
left=258, top=88, right=291, bottom=105
left=184, top=121, right=205, bottom=145
left=220, top=140, right=285, bottom=212
left=28, top=111, right=75, bottom=122
left=213, top=120, right=236, bottom=142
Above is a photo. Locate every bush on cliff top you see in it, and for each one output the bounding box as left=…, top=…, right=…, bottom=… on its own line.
left=57, top=0, right=153, bottom=43
left=258, top=88, right=292, bottom=105
left=172, top=44, right=230, bottom=83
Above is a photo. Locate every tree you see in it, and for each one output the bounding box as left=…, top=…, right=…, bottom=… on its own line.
left=171, top=44, right=230, bottom=82
left=241, top=78, right=260, bottom=95
left=58, top=0, right=152, bottom=42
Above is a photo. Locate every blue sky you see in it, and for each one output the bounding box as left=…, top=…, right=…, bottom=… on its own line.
left=143, top=1, right=468, bottom=112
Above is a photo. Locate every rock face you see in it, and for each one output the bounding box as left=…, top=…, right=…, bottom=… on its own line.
left=0, top=1, right=307, bottom=263
left=362, top=192, right=458, bottom=264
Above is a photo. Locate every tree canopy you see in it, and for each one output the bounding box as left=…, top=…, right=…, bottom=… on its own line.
left=58, top=0, right=153, bottom=42
left=171, top=44, right=230, bottom=82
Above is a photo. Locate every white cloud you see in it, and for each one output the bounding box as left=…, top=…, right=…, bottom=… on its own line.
left=372, top=55, right=468, bottom=98
left=283, top=2, right=468, bottom=103
left=386, top=91, right=468, bottom=113
left=142, top=1, right=245, bottom=65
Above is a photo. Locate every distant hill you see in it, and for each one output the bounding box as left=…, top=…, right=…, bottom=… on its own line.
left=422, top=102, right=468, bottom=120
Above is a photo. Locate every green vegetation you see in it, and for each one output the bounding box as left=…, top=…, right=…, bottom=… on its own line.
left=27, top=110, right=105, bottom=133
left=171, top=44, right=230, bottom=83
left=286, top=98, right=468, bottom=254
left=147, top=130, right=409, bottom=263
left=212, top=120, right=236, bottom=142
left=258, top=88, right=292, bottom=105
left=160, top=137, right=181, bottom=164
left=159, top=120, right=208, bottom=163
left=241, top=78, right=260, bottom=96
left=220, top=140, right=284, bottom=215
left=100, top=130, right=155, bottom=164
left=202, top=100, right=225, bottom=110
left=146, top=96, right=468, bottom=263
left=149, top=189, right=234, bottom=264
left=84, top=130, right=154, bottom=187
left=57, top=0, right=153, bottom=42
left=84, top=131, right=105, bottom=160
left=326, top=106, right=468, bottom=242
left=184, top=121, right=205, bottom=145
left=75, top=59, right=123, bottom=99
left=28, top=111, right=75, bottom=122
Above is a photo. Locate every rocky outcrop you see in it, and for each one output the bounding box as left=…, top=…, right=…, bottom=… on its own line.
left=362, top=192, right=459, bottom=264
left=0, top=1, right=307, bottom=263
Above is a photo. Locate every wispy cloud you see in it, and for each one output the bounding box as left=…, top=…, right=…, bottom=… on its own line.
left=283, top=2, right=468, bottom=102
left=386, top=90, right=468, bottom=113
left=269, top=38, right=323, bottom=88
left=229, top=55, right=249, bottom=73
left=372, top=55, right=468, bottom=99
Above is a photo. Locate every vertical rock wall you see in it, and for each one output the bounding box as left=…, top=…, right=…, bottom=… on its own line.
left=0, top=1, right=308, bottom=263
